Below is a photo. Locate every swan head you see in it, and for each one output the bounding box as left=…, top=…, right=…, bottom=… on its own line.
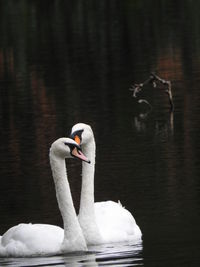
left=70, top=123, right=94, bottom=145
left=50, top=137, right=90, bottom=163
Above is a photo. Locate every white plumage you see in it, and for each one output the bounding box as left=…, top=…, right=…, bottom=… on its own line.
left=71, top=123, right=142, bottom=245
left=94, top=201, right=142, bottom=243
left=0, top=138, right=88, bottom=257
left=0, top=224, right=64, bottom=257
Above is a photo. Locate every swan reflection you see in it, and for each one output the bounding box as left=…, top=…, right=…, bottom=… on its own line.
left=0, top=242, right=143, bottom=266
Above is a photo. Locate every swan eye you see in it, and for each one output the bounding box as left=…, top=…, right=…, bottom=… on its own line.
left=64, top=142, right=73, bottom=150
left=64, top=142, right=81, bottom=151
left=64, top=142, right=73, bottom=147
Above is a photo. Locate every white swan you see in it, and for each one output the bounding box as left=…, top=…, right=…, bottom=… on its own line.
left=70, top=123, right=142, bottom=245
left=0, top=138, right=89, bottom=257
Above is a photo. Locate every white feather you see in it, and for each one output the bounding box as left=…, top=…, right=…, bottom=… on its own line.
left=71, top=123, right=142, bottom=245
left=0, top=138, right=87, bottom=257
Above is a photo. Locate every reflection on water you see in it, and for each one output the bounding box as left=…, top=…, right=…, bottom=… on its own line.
left=133, top=110, right=174, bottom=137
left=92, top=242, right=143, bottom=266
left=0, top=243, right=143, bottom=267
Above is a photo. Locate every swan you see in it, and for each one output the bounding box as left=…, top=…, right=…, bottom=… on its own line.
left=70, top=123, right=142, bottom=245
left=0, top=137, right=89, bottom=257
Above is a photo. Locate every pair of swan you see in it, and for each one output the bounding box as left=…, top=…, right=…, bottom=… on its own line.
left=0, top=123, right=141, bottom=257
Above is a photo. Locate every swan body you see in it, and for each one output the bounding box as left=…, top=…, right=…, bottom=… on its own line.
left=0, top=138, right=88, bottom=257
left=70, top=123, right=142, bottom=245
left=94, top=201, right=141, bottom=243
left=0, top=224, right=64, bottom=257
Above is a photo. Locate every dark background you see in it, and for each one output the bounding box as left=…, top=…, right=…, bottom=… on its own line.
left=0, top=0, right=200, bottom=265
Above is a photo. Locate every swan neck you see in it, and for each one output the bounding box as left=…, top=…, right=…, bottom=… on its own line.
left=49, top=152, right=87, bottom=251
left=80, top=140, right=95, bottom=213
left=79, top=138, right=103, bottom=244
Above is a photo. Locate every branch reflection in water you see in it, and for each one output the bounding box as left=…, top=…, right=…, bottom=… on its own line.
left=133, top=109, right=174, bottom=138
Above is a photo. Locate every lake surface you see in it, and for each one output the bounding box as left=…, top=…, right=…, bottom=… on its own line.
left=0, top=0, right=200, bottom=266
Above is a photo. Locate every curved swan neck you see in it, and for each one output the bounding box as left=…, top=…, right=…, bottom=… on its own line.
left=49, top=152, right=87, bottom=251
left=79, top=137, right=103, bottom=244
left=80, top=140, right=96, bottom=212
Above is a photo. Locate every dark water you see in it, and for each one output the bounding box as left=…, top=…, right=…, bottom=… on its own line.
left=0, top=0, right=200, bottom=266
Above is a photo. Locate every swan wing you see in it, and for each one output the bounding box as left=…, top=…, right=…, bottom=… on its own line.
left=94, top=201, right=142, bottom=244
left=0, top=223, right=64, bottom=257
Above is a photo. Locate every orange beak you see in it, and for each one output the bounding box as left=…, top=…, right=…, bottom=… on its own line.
left=75, top=135, right=81, bottom=145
